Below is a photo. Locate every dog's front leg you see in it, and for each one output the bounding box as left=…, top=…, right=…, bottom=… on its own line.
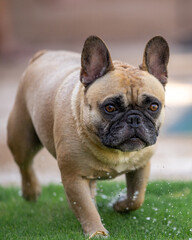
left=61, top=174, right=108, bottom=237
left=114, top=161, right=150, bottom=213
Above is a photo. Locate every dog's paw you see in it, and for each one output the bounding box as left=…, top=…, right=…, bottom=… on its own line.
left=113, top=196, right=130, bottom=213
left=113, top=194, right=143, bottom=213
left=88, top=230, right=109, bottom=239
left=84, top=226, right=109, bottom=239
left=22, top=181, right=41, bottom=201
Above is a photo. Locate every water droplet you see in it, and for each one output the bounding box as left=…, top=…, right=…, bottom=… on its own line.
left=176, top=232, right=179, bottom=235
left=100, top=194, right=108, bottom=199
left=73, top=201, right=77, bottom=205
left=146, top=217, right=150, bottom=221
left=59, top=197, right=64, bottom=202
left=173, top=227, right=177, bottom=231
left=106, top=172, right=110, bottom=175
left=152, top=207, right=158, bottom=211
left=18, top=190, right=22, bottom=196
left=53, top=192, right=57, bottom=196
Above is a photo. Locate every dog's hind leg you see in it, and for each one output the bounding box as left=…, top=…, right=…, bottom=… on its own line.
left=7, top=98, right=42, bottom=201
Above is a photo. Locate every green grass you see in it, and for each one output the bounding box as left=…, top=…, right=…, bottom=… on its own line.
left=0, top=181, right=192, bottom=240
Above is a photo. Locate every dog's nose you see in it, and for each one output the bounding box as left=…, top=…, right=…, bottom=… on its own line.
left=127, top=115, right=141, bottom=128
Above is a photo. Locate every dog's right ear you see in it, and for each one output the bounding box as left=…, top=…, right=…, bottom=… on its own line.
left=80, top=36, right=114, bottom=87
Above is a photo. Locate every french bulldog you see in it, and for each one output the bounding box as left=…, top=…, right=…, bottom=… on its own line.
left=7, top=35, right=169, bottom=238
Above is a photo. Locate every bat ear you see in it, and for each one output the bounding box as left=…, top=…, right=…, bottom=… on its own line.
left=80, top=36, right=114, bottom=87
left=140, top=36, right=169, bottom=87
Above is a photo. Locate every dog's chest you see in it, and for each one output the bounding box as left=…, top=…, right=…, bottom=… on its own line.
left=113, top=162, right=131, bottom=173
left=110, top=153, right=147, bottom=174
left=84, top=150, right=151, bottom=180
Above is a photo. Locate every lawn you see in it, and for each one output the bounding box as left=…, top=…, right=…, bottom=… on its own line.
left=0, top=181, right=192, bottom=240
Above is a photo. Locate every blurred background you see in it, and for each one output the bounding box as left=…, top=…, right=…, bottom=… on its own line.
left=0, top=0, right=192, bottom=185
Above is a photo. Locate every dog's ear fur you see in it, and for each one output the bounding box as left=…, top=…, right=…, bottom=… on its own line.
left=140, top=36, right=169, bottom=87
left=80, top=36, right=114, bottom=87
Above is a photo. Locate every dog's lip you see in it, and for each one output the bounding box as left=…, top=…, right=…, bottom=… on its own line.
left=118, top=136, right=145, bottom=146
left=130, top=137, right=141, bottom=140
left=102, top=136, right=147, bottom=152
left=114, top=137, right=147, bottom=152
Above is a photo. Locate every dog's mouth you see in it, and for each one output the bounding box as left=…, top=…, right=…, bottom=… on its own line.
left=116, top=136, right=147, bottom=152
left=130, top=136, right=142, bottom=141
left=99, top=119, right=157, bottom=152
left=101, top=134, right=148, bottom=152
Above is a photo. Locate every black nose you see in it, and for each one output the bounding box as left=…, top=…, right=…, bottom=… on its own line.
left=127, top=115, right=141, bottom=128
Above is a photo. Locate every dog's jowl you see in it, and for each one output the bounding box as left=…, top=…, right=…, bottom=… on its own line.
left=7, top=36, right=169, bottom=237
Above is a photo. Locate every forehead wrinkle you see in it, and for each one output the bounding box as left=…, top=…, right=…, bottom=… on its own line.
left=125, top=69, right=142, bottom=106
left=111, top=66, right=146, bottom=106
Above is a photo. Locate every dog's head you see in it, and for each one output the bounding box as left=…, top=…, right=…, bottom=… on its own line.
left=80, top=36, right=169, bottom=152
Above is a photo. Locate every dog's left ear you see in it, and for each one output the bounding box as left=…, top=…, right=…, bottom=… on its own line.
left=80, top=36, right=114, bottom=87
left=140, top=36, right=169, bottom=87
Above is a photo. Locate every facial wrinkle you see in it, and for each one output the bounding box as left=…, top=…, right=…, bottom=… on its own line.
left=130, top=74, right=136, bottom=107
left=126, top=69, right=133, bottom=108
left=136, top=89, right=139, bottom=105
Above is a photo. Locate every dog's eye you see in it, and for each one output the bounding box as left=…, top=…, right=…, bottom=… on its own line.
left=105, top=104, right=116, bottom=113
left=149, top=103, right=159, bottom=111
